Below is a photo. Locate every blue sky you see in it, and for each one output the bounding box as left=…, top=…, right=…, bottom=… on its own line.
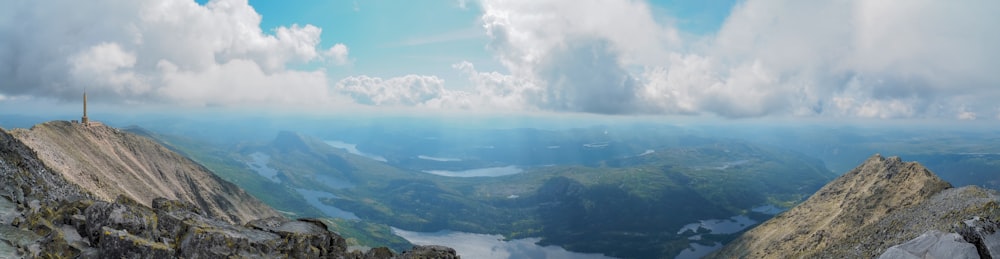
left=239, top=1, right=494, bottom=81
left=1, top=0, right=998, bottom=120
left=227, top=0, right=736, bottom=87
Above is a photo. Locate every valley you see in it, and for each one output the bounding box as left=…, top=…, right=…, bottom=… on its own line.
left=142, top=120, right=838, bottom=258
left=3, top=114, right=998, bottom=258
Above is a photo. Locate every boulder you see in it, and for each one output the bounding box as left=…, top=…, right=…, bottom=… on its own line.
left=245, top=217, right=348, bottom=258
left=84, top=197, right=158, bottom=242
left=401, top=245, right=461, bottom=259
left=96, top=226, right=173, bottom=259
left=878, top=230, right=978, bottom=259
left=957, top=216, right=1000, bottom=258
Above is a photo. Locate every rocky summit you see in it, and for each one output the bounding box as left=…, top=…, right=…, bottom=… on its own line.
left=712, top=154, right=1000, bottom=258
left=9, top=121, right=279, bottom=225
left=0, top=121, right=458, bottom=258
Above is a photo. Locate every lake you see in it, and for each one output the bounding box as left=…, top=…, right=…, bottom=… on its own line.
left=247, top=152, right=281, bottom=183
left=674, top=213, right=760, bottom=258
left=418, top=155, right=462, bottom=162
left=391, top=227, right=612, bottom=259
left=421, top=165, right=523, bottom=177
left=294, top=188, right=359, bottom=220
left=324, top=140, right=388, bottom=162
left=676, top=215, right=756, bottom=235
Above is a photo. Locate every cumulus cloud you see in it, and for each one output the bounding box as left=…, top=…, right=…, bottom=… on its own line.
left=324, top=44, right=350, bottom=65
left=0, top=0, right=350, bottom=107
left=452, top=61, right=537, bottom=110
left=334, top=63, right=537, bottom=111
left=479, top=0, right=678, bottom=114
left=957, top=109, right=977, bottom=120
left=694, top=0, right=1000, bottom=118
left=467, top=0, right=1000, bottom=118
left=336, top=75, right=449, bottom=106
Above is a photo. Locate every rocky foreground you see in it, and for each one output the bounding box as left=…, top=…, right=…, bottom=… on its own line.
left=712, top=154, right=1000, bottom=258
left=4, top=194, right=456, bottom=258
left=0, top=122, right=458, bottom=258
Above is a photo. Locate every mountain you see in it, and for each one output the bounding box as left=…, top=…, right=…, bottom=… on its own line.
left=8, top=121, right=278, bottom=224
left=0, top=121, right=458, bottom=258
left=713, top=154, right=1000, bottom=258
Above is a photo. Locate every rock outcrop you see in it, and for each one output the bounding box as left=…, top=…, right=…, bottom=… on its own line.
left=879, top=217, right=1000, bottom=259
left=0, top=122, right=459, bottom=258
left=10, top=193, right=458, bottom=258
left=9, top=121, right=279, bottom=224
left=713, top=154, right=1000, bottom=258
left=878, top=230, right=978, bottom=259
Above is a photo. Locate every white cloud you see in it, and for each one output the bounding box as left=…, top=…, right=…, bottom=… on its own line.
left=958, top=110, right=977, bottom=120
left=452, top=61, right=538, bottom=110
left=702, top=0, right=1000, bottom=118
left=68, top=42, right=147, bottom=96
left=336, top=75, right=449, bottom=106
left=478, top=0, right=678, bottom=114
left=957, top=105, right=978, bottom=120
left=157, top=59, right=340, bottom=107
left=334, top=63, right=539, bottom=111
left=324, top=44, right=350, bottom=65
left=0, top=0, right=350, bottom=108
left=464, top=0, right=1000, bottom=118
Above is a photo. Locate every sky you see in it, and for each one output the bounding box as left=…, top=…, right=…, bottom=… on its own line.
left=0, top=0, right=998, bottom=120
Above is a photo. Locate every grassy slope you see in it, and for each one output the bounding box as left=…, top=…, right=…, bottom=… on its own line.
left=127, top=128, right=323, bottom=217
left=131, top=128, right=415, bottom=252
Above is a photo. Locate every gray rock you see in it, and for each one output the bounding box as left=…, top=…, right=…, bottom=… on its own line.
left=84, top=197, right=158, bottom=242
left=251, top=217, right=347, bottom=258
left=878, top=247, right=921, bottom=259
left=97, top=226, right=174, bottom=259
left=363, top=247, right=395, bottom=258
left=957, top=216, right=1000, bottom=258
left=929, top=232, right=979, bottom=258
left=401, top=245, right=461, bottom=259
left=879, top=230, right=978, bottom=259
left=176, top=222, right=282, bottom=258
left=0, top=224, right=41, bottom=257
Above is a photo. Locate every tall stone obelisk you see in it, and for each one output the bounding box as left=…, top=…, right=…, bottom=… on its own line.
left=81, top=91, right=89, bottom=125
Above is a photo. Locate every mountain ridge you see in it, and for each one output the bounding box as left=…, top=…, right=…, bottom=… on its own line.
left=712, top=154, right=1000, bottom=258
left=9, top=121, right=279, bottom=224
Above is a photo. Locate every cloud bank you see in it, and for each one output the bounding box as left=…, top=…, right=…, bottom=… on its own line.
left=464, top=0, right=1000, bottom=118
left=0, top=0, right=348, bottom=107
left=1, top=0, right=998, bottom=119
